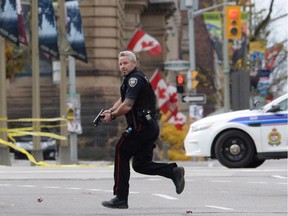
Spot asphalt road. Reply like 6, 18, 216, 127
0, 159, 287, 216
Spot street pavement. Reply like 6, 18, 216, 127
0, 158, 287, 216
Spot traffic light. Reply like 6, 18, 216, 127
191, 70, 199, 89
225, 5, 242, 40
176, 74, 185, 93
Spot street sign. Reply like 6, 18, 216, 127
182, 94, 206, 104
164, 60, 190, 71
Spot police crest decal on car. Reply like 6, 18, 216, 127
268, 128, 282, 146
129, 77, 138, 87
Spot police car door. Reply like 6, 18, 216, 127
261, 97, 288, 152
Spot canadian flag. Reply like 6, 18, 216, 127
127, 29, 162, 56
168, 112, 187, 130
150, 69, 169, 114
166, 85, 178, 117
150, 70, 187, 130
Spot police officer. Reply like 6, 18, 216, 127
101, 51, 185, 209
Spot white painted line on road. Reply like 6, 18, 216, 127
272, 175, 287, 180
43, 186, 61, 189
0, 184, 11, 187
147, 178, 161, 181
85, 188, 102, 191
247, 182, 268, 184
17, 185, 36, 188
65, 187, 82, 190
277, 183, 288, 185
206, 205, 234, 211
240, 169, 287, 172
211, 180, 231, 183
152, 194, 178, 200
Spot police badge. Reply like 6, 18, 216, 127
268, 128, 282, 146
129, 77, 138, 87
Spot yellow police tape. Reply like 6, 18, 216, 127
0, 138, 98, 167
0, 117, 95, 167
6, 117, 67, 122
0, 138, 51, 166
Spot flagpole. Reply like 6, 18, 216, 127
0, 37, 11, 165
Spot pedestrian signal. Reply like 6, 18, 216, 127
225, 5, 242, 39
176, 74, 185, 93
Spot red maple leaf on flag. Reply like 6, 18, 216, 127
169, 92, 177, 103
127, 29, 162, 56
141, 41, 154, 48
158, 87, 166, 99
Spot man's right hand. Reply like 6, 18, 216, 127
102, 110, 113, 123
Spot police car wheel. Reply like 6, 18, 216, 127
215, 130, 255, 168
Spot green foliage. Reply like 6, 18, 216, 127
160, 113, 192, 161
5, 41, 27, 79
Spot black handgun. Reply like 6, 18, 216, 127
93, 109, 104, 127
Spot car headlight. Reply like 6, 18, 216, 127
41, 139, 56, 149
191, 122, 214, 132
47, 139, 56, 147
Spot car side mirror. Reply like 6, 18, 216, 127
253, 101, 261, 109
267, 104, 280, 113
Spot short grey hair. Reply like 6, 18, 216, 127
118, 51, 137, 62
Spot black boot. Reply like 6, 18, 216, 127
102, 196, 128, 209
172, 166, 185, 194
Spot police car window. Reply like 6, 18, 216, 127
278, 98, 288, 111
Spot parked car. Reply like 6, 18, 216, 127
11, 135, 57, 160
184, 93, 288, 168
10, 126, 58, 161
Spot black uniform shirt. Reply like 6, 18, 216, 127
125, 74, 145, 100
121, 68, 148, 102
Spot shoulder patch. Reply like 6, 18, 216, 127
128, 77, 138, 87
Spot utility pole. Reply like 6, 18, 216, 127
31, 0, 43, 162
185, 0, 232, 111
0, 37, 11, 166
223, 0, 231, 112
68, 56, 78, 164
57, 0, 70, 164
186, 0, 197, 93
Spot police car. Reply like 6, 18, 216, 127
184, 93, 288, 168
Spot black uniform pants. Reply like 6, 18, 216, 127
113, 119, 177, 200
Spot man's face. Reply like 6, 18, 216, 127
118, 56, 136, 76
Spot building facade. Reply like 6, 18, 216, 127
7, 0, 177, 160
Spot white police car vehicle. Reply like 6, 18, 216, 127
184, 93, 288, 168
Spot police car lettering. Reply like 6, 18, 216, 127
129, 77, 138, 87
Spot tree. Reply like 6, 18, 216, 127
249, 0, 287, 98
